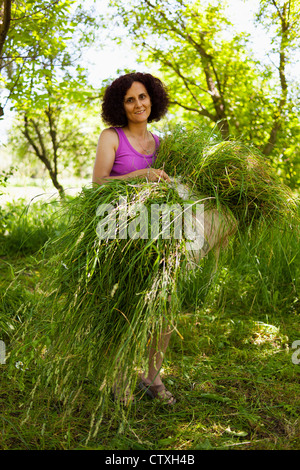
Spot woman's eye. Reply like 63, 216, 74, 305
125, 94, 147, 103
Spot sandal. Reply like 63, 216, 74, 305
138, 380, 176, 405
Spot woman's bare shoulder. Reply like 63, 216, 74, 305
100, 127, 118, 138
98, 127, 119, 147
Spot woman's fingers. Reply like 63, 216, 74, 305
148, 168, 170, 182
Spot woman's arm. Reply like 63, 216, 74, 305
92, 128, 118, 183
92, 128, 170, 184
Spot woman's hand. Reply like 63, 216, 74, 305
146, 168, 170, 182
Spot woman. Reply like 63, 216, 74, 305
93, 72, 175, 405
93, 72, 170, 185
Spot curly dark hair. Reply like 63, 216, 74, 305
101, 72, 169, 127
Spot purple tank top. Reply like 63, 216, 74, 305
109, 127, 160, 177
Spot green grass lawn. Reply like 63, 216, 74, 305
0, 255, 299, 450
0, 195, 299, 450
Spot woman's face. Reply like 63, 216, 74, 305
123, 81, 152, 124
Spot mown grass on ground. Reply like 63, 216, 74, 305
0, 196, 299, 450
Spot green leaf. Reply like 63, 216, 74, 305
200, 393, 231, 403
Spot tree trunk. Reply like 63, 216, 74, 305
23, 115, 65, 197
262, 1, 289, 156
0, 0, 11, 58
197, 50, 230, 139
0, 0, 11, 116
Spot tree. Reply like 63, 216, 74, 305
255, 0, 300, 155
255, 0, 300, 186
107, 0, 270, 138
9, 97, 100, 189
107, 0, 300, 186
110, 0, 240, 139
1, 0, 101, 193
0, 0, 99, 113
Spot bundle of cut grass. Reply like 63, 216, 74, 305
155, 125, 297, 226
10, 125, 298, 440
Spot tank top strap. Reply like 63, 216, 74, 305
111, 127, 125, 149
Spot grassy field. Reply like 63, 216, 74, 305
0, 185, 299, 451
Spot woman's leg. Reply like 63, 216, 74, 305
140, 325, 175, 404
142, 326, 172, 385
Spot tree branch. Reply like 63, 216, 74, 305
45, 105, 59, 177
10, 0, 60, 21
22, 114, 64, 196
271, 0, 284, 22
170, 99, 217, 121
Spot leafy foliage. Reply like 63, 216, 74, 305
0, 1, 101, 193
108, 0, 300, 188
1, 0, 97, 112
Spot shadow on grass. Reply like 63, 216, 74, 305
1, 305, 299, 450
